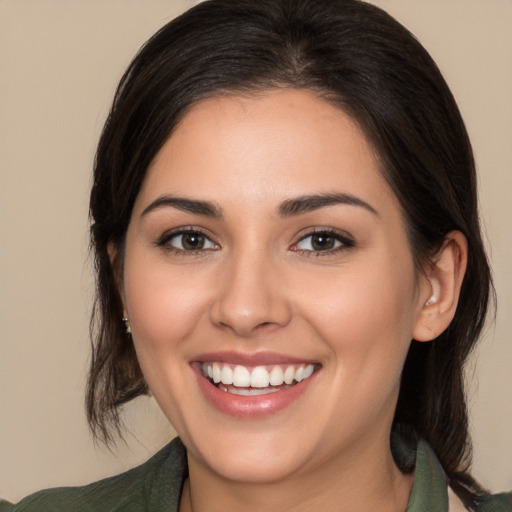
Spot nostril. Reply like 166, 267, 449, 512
209, 278, 293, 335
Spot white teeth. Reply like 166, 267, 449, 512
250, 366, 270, 388
221, 365, 233, 385
212, 362, 221, 383
219, 385, 284, 396
269, 366, 284, 386
233, 365, 251, 387
283, 366, 295, 385
202, 362, 317, 389
302, 364, 314, 380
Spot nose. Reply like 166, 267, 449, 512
209, 249, 292, 337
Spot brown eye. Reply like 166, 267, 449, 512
160, 230, 218, 252
293, 230, 354, 253
310, 234, 336, 251
181, 233, 206, 250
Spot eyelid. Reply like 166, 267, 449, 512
290, 227, 355, 254
155, 226, 220, 253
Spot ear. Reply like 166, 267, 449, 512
413, 230, 468, 342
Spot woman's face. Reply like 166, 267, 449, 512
122, 89, 430, 483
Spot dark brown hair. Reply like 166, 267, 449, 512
87, 0, 492, 501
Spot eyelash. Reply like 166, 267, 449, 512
155, 227, 219, 255
290, 228, 355, 256
154, 227, 355, 256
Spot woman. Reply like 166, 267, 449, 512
1, 0, 510, 510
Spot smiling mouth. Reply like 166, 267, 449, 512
201, 362, 319, 396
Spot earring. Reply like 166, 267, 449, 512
122, 317, 131, 335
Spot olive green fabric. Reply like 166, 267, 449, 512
1, 437, 511, 511
0, 439, 188, 512
407, 439, 449, 511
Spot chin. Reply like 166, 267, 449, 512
200, 442, 307, 484
180, 419, 319, 484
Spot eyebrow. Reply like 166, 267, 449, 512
140, 192, 378, 219
141, 196, 223, 218
278, 193, 378, 217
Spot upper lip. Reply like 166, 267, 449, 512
192, 351, 318, 367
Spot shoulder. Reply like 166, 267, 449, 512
471, 491, 512, 512
415, 440, 512, 512
0, 438, 187, 512
449, 487, 512, 512
393, 429, 512, 512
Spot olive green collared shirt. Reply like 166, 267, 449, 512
1, 437, 511, 511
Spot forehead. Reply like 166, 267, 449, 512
136, 89, 398, 216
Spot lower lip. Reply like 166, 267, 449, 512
193, 365, 318, 419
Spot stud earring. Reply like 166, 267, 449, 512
122, 317, 131, 334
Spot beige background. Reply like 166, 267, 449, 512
0, 0, 511, 502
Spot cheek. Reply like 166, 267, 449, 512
296, 257, 418, 372
297, 263, 418, 427
122, 256, 211, 355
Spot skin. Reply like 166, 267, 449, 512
118, 89, 467, 511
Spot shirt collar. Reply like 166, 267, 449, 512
406, 439, 449, 511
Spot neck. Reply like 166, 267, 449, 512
179, 431, 413, 512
